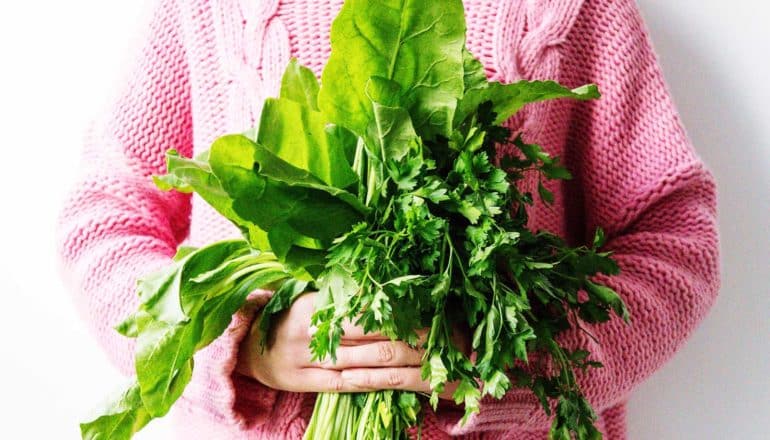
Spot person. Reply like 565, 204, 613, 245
57, 0, 721, 438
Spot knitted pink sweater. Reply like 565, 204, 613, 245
58, 0, 721, 438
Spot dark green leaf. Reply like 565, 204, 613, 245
585, 280, 630, 322
456, 80, 600, 127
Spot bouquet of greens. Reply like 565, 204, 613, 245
81, 1, 629, 439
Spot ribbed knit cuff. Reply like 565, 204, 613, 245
435, 387, 549, 435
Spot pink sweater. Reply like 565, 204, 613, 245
58, 0, 721, 438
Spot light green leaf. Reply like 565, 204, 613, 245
482, 369, 511, 399
135, 320, 199, 416
258, 98, 358, 189
366, 101, 419, 164
428, 353, 448, 391
80, 382, 151, 440
280, 58, 320, 110
462, 47, 488, 94
319, 0, 466, 139
453, 378, 481, 425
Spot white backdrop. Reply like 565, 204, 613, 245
0, 1, 766, 439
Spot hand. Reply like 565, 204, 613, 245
237, 291, 468, 399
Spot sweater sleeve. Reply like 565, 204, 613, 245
436, 0, 721, 434
56, 0, 278, 431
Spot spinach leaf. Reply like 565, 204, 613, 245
319, 0, 466, 139
280, 58, 320, 110
109, 242, 293, 419
258, 278, 311, 348
207, 135, 365, 254
80, 382, 151, 440
154, 150, 271, 250
258, 97, 358, 189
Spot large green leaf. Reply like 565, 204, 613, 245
318, 0, 466, 139
363, 77, 419, 164
258, 97, 358, 189
80, 383, 151, 440
196, 267, 291, 348
455, 80, 601, 127
154, 151, 271, 250
280, 58, 320, 110
127, 243, 292, 418
135, 320, 198, 417
208, 135, 365, 249
462, 47, 488, 95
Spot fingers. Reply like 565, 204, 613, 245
283, 367, 424, 394
340, 367, 430, 393
291, 368, 349, 393
338, 318, 389, 342
317, 341, 424, 370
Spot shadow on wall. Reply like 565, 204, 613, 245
627, 3, 770, 440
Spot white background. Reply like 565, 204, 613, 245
0, 1, 767, 439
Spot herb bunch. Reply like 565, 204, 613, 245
81, 1, 629, 439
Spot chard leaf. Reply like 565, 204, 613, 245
80, 382, 151, 440
207, 135, 365, 253
280, 58, 320, 110
366, 101, 419, 164
462, 47, 488, 94
154, 150, 271, 250
258, 97, 358, 189
135, 320, 199, 416
319, 0, 466, 139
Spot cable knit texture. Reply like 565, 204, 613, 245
57, 0, 721, 438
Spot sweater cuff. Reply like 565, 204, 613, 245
181, 289, 278, 431
434, 387, 549, 435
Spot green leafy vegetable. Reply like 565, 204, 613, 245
80, 383, 151, 440
319, 0, 466, 139
84, 0, 628, 439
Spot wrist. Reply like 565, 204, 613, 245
235, 309, 263, 379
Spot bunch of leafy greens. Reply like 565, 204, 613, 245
80, 1, 629, 439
